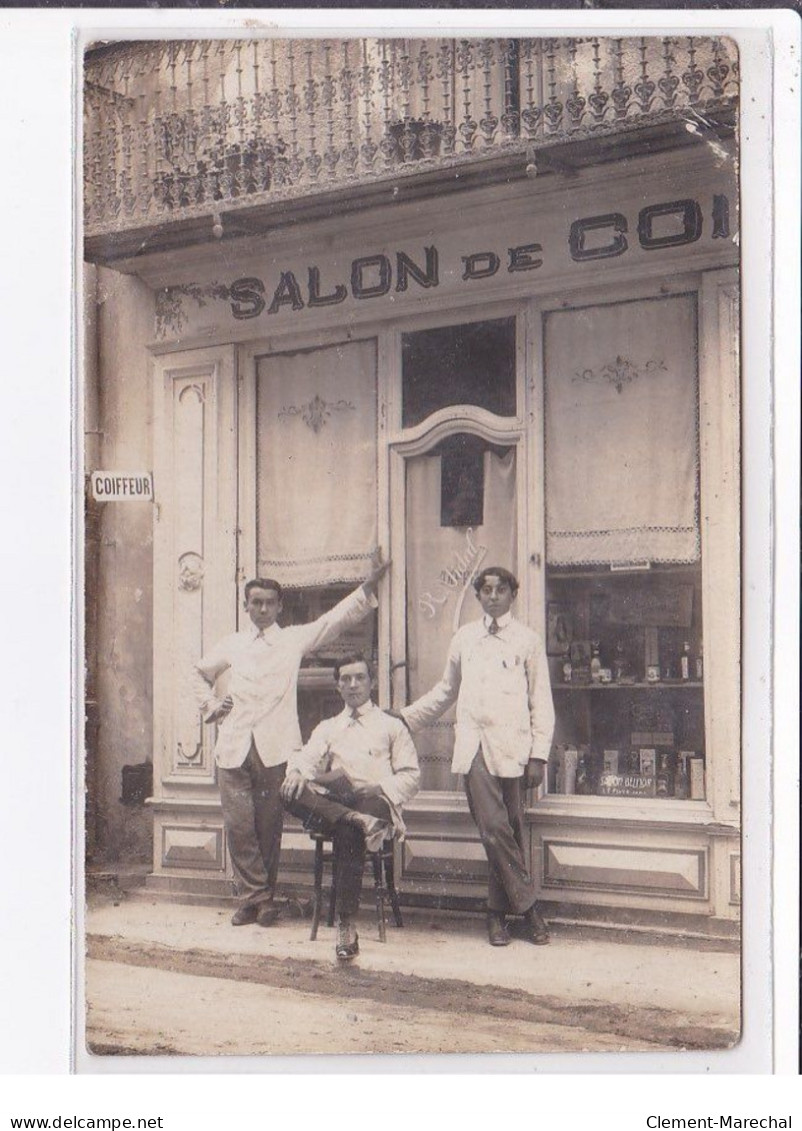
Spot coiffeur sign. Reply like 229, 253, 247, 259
91, 472, 154, 502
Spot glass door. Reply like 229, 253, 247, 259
389, 314, 524, 794
404, 436, 518, 790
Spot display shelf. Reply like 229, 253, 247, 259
546, 561, 706, 801
552, 681, 704, 692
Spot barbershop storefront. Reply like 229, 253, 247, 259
88, 136, 740, 933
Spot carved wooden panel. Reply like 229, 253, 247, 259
542, 838, 708, 899
172, 379, 210, 776
402, 835, 489, 885
153, 345, 237, 807
161, 824, 224, 870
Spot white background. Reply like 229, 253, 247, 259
0, 5, 798, 1118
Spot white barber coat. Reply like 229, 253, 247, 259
194, 587, 376, 769
402, 612, 555, 777
288, 700, 420, 810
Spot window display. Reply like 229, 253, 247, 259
281, 584, 377, 742
545, 565, 705, 800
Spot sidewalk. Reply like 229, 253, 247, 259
84, 891, 740, 1058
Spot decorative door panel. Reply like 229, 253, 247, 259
404, 440, 518, 791
153, 346, 238, 790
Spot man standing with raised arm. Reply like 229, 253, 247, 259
401, 566, 555, 947
194, 553, 388, 927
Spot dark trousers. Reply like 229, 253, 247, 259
218, 743, 285, 910
464, 750, 538, 916
285, 783, 392, 917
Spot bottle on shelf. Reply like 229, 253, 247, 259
680, 640, 691, 681
674, 753, 690, 799
644, 626, 660, 683
575, 750, 590, 795
695, 642, 704, 681
656, 751, 672, 798
613, 639, 626, 682
590, 641, 602, 684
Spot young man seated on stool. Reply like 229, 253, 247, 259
280, 653, 420, 961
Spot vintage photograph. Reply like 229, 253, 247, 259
82, 30, 742, 1059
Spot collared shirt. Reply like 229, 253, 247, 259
193, 586, 377, 769
402, 612, 555, 778
287, 700, 420, 811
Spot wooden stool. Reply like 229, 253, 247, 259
309, 831, 403, 943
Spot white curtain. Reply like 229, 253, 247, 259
544, 294, 699, 566
405, 445, 517, 789
256, 340, 377, 587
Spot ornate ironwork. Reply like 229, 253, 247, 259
84, 36, 739, 237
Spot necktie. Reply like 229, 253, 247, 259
488, 619, 500, 636
349, 708, 361, 725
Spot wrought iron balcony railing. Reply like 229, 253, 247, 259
84, 36, 738, 248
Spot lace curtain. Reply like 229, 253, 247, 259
256, 340, 377, 587
544, 294, 699, 566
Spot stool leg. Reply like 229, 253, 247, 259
371, 852, 387, 942
327, 853, 337, 928
311, 839, 323, 941
384, 845, 404, 928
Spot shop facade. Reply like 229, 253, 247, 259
84, 36, 740, 933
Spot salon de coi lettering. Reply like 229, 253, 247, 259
222, 194, 731, 321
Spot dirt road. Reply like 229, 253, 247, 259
86, 957, 666, 1057
84, 933, 735, 1058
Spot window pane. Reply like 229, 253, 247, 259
543, 293, 705, 801
401, 317, 516, 428
545, 565, 705, 801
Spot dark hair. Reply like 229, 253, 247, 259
333, 652, 374, 681
473, 566, 519, 596
244, 578, 283, 601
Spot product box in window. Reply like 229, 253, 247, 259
555, 746, 579, 794
639, 748, 658, 776
598, 751, 657, 797
603, 749, 620, 775
568, 641, 592, 684
682, 751, 706, 800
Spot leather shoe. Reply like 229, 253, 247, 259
230, 904, 259, 927
256, 903, 280, 927
335, 917, 360, 961
521, 904, 550, 945
487, 912, 511, 947
344, 812, 390, 854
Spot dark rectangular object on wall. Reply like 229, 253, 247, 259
120, 762, 153, 806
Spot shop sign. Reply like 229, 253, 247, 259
155, 187, 735, 339
90, 471, 154, 502
226, 196, 730, 320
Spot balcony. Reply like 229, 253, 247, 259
84, 36, 738, 262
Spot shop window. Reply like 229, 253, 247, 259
545, 566, 705, 800
401, 317, 517, 428
543, 293, 705, 801
280, 585, 378, 743
254, 339, 379, 742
